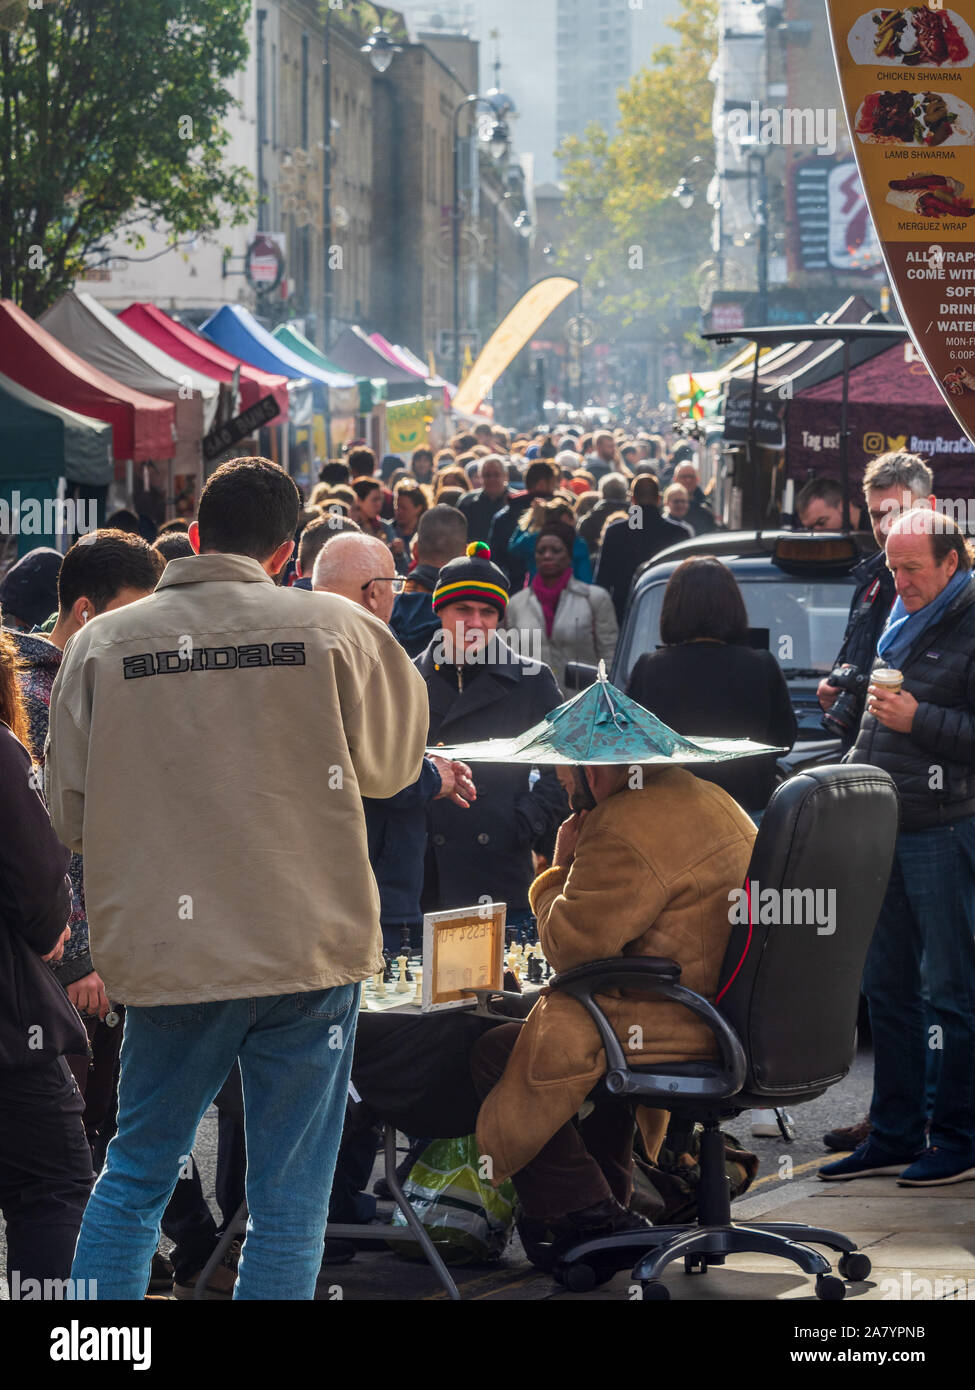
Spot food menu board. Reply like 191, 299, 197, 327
827, 3, 975, 437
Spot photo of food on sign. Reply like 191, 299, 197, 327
886, 173, 975, 218
848, 7, 975, 67
943, 364, 975, 397
855, 89, 975, 144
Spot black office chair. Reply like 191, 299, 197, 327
548, 764, 899, 1301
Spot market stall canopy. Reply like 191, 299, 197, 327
369, 333, 454, 396
39, 291, 219, 486
0, 299, 174, 463
788, 340, 974, 494
200, 304, 358, 397
328, 326, 432, 394
428, 663, 782, 767
272, 323, 384, 411
722, 297, 902, 401
119, 302, 289, 418
40, 292, 219, 430
667, 342, 765, 404
0, 370, 114, 484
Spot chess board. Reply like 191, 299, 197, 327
360, 955, 425, 1013
358, 942, 552, 1014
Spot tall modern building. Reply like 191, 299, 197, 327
398, 0, 679, 182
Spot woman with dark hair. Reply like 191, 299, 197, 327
0, 629, 94, 1292
626, 557, 797, 815
410, 448, 434, 486
391, 481, 430, 574
505, 521, 618, 687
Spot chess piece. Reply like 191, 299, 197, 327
382, 951, 393, 984
413, 967, 423, 1004
374, 971, 386, 998
395, 955, 410, 993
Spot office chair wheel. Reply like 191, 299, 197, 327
815, 1275, 846, 1301
640, 1281, 671, 1301
838, 1252, 871, 1282
684, 1254, 707, 1275
562, 1261, 598, 1293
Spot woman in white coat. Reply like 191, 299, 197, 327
505, 521, 618, 688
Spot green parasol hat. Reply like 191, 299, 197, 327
428, 663, 785, 767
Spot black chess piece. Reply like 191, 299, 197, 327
381, 952, 394, 984
543, 958, 552, 980
527, 955, 543, 985
400, 926, 412, 958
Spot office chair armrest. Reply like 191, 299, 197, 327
465, 988, 536, 1021
549, 957, 747, 1103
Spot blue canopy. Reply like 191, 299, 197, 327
200, 304, 358, 390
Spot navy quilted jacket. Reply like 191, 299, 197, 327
847, 580, 975, 829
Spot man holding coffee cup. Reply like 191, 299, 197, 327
818, 452, 935, 749
821, 509, 975, 1187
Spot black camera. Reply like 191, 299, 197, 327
822, 663, 870, 739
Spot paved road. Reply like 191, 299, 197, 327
0, 1044, 875, 1300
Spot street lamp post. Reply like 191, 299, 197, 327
452, 93, 510, 387
321, 16, 400, 352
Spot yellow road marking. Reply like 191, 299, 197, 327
747, 1156, 827, 1190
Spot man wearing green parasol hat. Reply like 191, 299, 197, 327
435, 667, 781, 1269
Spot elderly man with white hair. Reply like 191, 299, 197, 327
313, 531, 475, 953
821, 508, 975, 1188
672, 461, 718, 535
458, 454, 512, 545
578, 472, 631, 556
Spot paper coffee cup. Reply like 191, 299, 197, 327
872, 668, 904, 695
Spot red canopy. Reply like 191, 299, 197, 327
787, 342, 975, 495
0, 299, 174, 462
119, 302, 289, 418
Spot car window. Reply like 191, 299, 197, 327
616, 576, 857, 687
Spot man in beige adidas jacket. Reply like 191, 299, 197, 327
45, 458, 428, 1301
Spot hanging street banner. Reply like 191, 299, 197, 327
452, 276, 580, 417
826, 2, 975, 441
386, 395, 436, 456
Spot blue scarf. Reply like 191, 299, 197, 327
877, 569, 973, 669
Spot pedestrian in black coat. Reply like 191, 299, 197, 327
0, 648, 93, 1289
625, 556, 796, 814
415, 543, 569, 921
595, 476, 688, 624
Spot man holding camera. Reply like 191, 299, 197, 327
818, 453, 936, 748
820, 509, 975, 1187
817, 454, 936, 1154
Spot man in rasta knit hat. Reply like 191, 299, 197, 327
415, 543, 569, 935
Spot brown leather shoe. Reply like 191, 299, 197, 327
173, 1238, 241, 1301
823, 1117, 872, 1152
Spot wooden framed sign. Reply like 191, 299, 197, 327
421, 904, 506, 1012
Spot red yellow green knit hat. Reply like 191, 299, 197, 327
432, 541, 510, 617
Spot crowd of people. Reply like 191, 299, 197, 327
2, 422, 975, 1303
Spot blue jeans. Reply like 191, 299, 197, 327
863, 819, 975, 1155
71, 984, 359, 1300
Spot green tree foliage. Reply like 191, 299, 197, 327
556, 0, 718, 343
0, 0, 254, 314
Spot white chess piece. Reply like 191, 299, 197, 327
395, 955, 410, 993
414, 966, 423, 1004
374, 970, 386, 998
